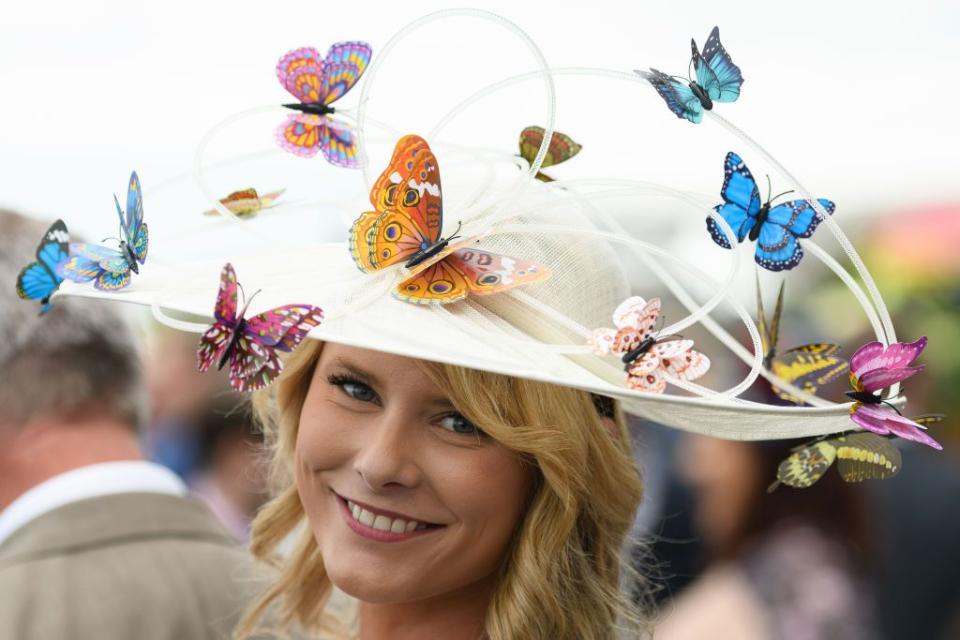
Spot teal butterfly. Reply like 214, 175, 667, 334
635, 26, 743, 124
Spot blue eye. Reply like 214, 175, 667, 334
438, 413, 480, 435
328, 374, 377, 403
342, 381, 375, 402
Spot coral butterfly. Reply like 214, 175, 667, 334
349, 134, 551, 305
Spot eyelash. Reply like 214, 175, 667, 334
326, 373, 484, 437
327, 374, 379, 404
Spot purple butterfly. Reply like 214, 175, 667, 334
196, 263, 324, 392
846, 337, 941, 450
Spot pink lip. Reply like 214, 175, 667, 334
335, 494, 444, 543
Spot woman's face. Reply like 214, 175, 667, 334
295, 344, 533, 604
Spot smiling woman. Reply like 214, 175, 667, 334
237, 340, 647, 639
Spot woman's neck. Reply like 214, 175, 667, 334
358, 572, 495, 640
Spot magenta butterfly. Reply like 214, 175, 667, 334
275, 42, 372, 167
196, 263, 324, 392
846, 337, 941, 450
589, 296, 710, 394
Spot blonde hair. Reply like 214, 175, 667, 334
237, 340, 648, 639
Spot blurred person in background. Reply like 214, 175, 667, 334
655, 435, 878, 640
0, 210, 261, 639
145, 327, 229, 479
191, 396, 267, 542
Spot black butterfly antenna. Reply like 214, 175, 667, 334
237, 282, 263, 305
445, 220, 464, 242
764, 174, 795, 205
880, 395, 905, 416
101, 235, 123, 245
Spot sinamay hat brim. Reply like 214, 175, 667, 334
56, 9, 910, 441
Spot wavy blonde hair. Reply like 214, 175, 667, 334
237, 340, 648, 639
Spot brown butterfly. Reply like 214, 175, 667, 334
518, 126, 582, 182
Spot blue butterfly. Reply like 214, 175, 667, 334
63, 171, 148, 291
706, 152, 835, 272
16, 218, 71, 314
635, 26, 743, 124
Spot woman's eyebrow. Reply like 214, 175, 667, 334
330, 358, 380, 387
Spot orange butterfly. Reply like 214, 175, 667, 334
349, 135, 551, 305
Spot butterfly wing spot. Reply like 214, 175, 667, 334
429, 280, 453, 294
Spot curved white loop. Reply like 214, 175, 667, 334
355, 8, 557, 190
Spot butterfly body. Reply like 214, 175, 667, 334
119, 238, 140, 275
708, 152, 834, 271
16, 218, 71, 314
62, 172, 148, 291
845, 389, 882, 405
590, 297, 710, 394
622, 336, 657, 368
215, 295, 258, 371
283, 102, 336, 116
275, 42, 371, 167
405, 237, 450, 269
686, 77, 713, 111
197, 263, 324, 392
349, 134, 551, 305
635, 27, 743, 124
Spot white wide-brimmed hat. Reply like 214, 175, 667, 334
55, 9, 921, 443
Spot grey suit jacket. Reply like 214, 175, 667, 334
0, 492, 262, 640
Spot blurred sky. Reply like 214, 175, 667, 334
1, 0, 958, 239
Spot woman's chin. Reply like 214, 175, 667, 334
325, 562, 426, 604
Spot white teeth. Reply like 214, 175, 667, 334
359, 509, 375, 527
346, 499, 425, 534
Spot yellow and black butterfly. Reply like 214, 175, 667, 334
757, 277, 848, 403
518, 126, 582, 182
768, 415, 943, 491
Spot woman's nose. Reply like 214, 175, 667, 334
352, 409, 422, 492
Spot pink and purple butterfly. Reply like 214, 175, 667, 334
846, 337, 941, 450
275, 41, 372, 167
196, 263, 324, 392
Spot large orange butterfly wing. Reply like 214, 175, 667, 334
395, 244, 552, 305
349, 135, 443, 271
